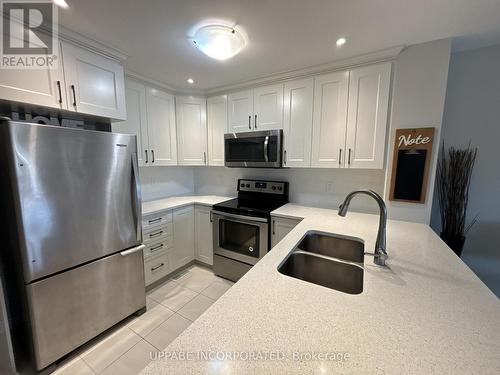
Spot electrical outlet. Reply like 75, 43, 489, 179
326, 182, 335, 193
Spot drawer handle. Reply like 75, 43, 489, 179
148, 217, 162, 224
149, 230, 163, 238
150, 244, 164, 252
151, 263, 165, 271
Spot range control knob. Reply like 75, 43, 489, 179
278, 186, 283, 191
246, 184, 250, 188
240, 183, 245, 188
272, 186, 276, 190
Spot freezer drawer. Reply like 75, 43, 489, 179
25, 249, 146, 371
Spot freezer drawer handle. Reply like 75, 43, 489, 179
149, 230, 163, 238
120, 244, 145, 257
150, 243, 164, 252
151, 263, 165, 271
148, 217, 162, 224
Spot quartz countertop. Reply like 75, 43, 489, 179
142, 203, 500, 374
142, 195, 233, 216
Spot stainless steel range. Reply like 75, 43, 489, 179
212, 179, 289, 281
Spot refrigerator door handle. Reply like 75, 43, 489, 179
120, 244, 145, 257
131, 152, 142, 242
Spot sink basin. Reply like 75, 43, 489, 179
297, 231, 364, 263
278, 253, 363, 294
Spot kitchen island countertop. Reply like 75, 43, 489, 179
142, 203, 500, 374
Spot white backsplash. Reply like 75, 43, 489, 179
140, 167, 195, 201
193, 167, 385, 213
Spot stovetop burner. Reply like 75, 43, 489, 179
212, 179, 289, 219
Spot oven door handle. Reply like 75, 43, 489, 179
263, 135, 269, 162
211, 210, 269, 223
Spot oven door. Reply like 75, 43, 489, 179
224, 130, 282, 168
212, 211, 269, 265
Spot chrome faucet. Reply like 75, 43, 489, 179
338, 189, 388, 266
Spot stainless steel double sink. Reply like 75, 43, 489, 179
278, 231, 364, 294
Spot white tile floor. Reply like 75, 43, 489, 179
52, 265, 233, 375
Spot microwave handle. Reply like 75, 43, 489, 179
263, 136, 269, 162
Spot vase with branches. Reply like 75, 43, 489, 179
436, 142, 478, 256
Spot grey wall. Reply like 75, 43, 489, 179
430, 44, 500, 297
383, 39, 452, 223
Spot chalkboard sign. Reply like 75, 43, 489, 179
389, 128, 435, 203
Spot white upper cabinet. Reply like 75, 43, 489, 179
207, 95, 228, 166
311, 71, 349, 168
345, 63, 391, 169
146, 88, 177, 166
111, 80, 148, 166
176, 96, 208, 166
0, 48, 66, 110
253, 84, 283, 131
61, 43, 126, 120
228, 90, 253, 133
283, 78, 314, 167
228, 84, 283, 133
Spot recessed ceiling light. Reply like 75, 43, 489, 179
336, 37, 347, 47
53, 0, 69, 8
187, 78, 194, 84
191, 23, 247, 61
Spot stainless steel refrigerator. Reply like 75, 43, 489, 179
0, 119, 146, 372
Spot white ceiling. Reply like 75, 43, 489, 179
59, 0, 500, 91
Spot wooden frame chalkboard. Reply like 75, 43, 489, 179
389, 127, 435, 203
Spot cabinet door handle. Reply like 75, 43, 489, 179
272, 220, 276, 235
348, 148, 352, 166
248, 116, 251, 130
254, 114, 257, 129
151, 263, 165, 271
149, 230, 163, 238
148, 217, 162, 224
203, 151, 207, 165
210, 211, 213, 223
151, 149, 155, 163
145, 150, 148, 163
150, 243, 164, 252
70, 85, 77, 107
339, 149, 342, 166
56, 81, 62, 104
284, 150, 287, 165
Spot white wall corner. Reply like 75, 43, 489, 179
383, 38, 452, 224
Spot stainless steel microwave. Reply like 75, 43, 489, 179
224, 130, 283, 168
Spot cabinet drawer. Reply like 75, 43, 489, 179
142, 210, 173, 230
144, 251, 170, 286
143, 237, 173, 259
143, 223, 173, 244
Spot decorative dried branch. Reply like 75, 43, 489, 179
436, 142, 478, 240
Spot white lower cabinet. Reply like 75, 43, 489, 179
172, 205, 195, 270
271, 216, 302, 248
144, 250, 171, 286
195, 205, 213, 265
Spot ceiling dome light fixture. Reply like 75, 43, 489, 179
336, 37, 347, 47
186, 78, 194, 84
191, 23, 247, 61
